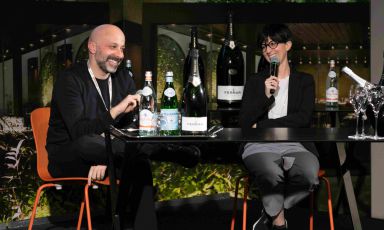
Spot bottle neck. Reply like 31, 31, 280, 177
188, 49, 201, 85
380, 54, 384, 85
225, 14, 234, 42
190, 27, 199, 49
379, 74, 384, 86
145, 80, 153, 87
165, 77, 174, 84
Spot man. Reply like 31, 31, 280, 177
47, 24, 157, 229
240, 24, 319, 230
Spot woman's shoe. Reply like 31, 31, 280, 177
252, 209, 271, 230
271, 220, 288, 230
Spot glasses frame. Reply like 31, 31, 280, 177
261, 41, 280, 52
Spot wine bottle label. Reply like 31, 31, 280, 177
139, 109, 156, 131
229, 41, 235, 49
326, 87, 339, 102
182, 117, 207, 132
164, 88, 176, 97
328, 70, 336, 78
142, 86, 153, 96
160, 109, 179, 131
217, 86, 244, 101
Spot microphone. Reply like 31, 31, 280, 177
269, 56, 280, 94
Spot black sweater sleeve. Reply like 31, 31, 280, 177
54, 69, 114, 140
239, 72, 275, 131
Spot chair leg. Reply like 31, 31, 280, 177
231, 175, 246, 230
309, 191, 314, 230
242, 176, 249, 230
76, 199, 86, 230
322, 177, 335, 230
28, 183, 57, 230
84, 184, 93, 230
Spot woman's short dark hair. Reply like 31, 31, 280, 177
259, 24, 292, 46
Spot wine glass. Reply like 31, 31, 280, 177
359, 88, 368, 139
348, 85, 364, 139
367, 86, 384, 140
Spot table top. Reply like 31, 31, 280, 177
208, 103, 353, 113
111, 127, 384, 143
314, 103, 353, 112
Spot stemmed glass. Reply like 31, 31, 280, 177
348, 85, 365, 139
359, 88, 368, 139
367, 86, 384, 140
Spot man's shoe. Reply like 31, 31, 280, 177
252, 210, 271, 230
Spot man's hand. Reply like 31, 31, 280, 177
265, 76, 279, 98
110, 94, 141, 119
87, 165, 107, 185
124, 94, 141, 113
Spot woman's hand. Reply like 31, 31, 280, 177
265, 76, 279, 98
87, 165, 107, 185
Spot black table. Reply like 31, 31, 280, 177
208, 103, 354, 128
109, 127, 377, 230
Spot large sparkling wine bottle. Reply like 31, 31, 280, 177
342, 66, 383, 135
183, 26, 205, 89
364, 51, 384, 136
325, 60, 339, 107
379, 51, 384, 86
342, 66, 375, 90
378, 52, 384, 135
182, 49, 208, 135
216, 12, 244, 107
139, 71, 157, 136
160, 71, 179, 136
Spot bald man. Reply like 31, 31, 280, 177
46, 24, 157, 229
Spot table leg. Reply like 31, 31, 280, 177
105, 130, 121, 230
336, 142, 362, 230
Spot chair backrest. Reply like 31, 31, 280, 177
30, 107, 52, 181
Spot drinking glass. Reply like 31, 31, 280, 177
359, 88, 368, 139
348, 85, 364, 139
367, 86, 384, 140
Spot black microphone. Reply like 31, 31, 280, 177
269, 56, 280, 94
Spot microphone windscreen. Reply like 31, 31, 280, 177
271, 56, 280, 64
269, 56, 280, 94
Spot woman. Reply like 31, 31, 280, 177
239, 24, 319, 230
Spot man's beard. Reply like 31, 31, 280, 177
97, 55, 122, 74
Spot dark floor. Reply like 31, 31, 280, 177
3, 194, 384, 230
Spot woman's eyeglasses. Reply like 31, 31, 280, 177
261, 41, 279, 51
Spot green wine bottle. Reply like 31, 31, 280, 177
160, 71, 180, 136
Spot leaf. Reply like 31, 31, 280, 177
5, 152, 17, 157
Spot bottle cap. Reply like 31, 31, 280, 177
126, 59, 132, 67
165, 71, 174, 82
165, 71, 173, 77
145, 71, 152, 81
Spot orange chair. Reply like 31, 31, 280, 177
28, 107, 113, 230
230, 169, 334, 230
